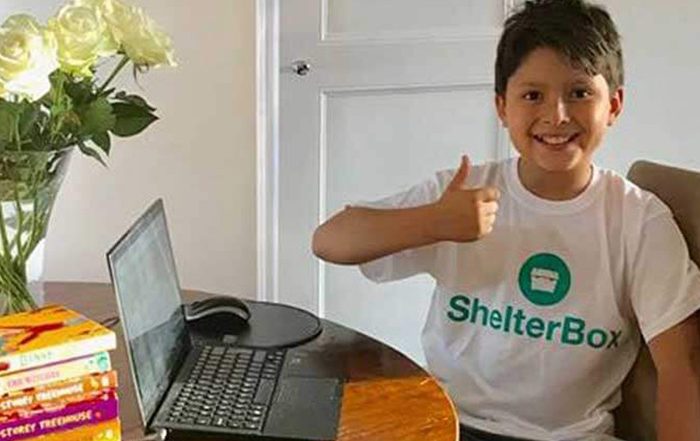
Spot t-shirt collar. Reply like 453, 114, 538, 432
504, 157, 602, 214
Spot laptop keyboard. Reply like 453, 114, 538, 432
167, 346, 285, 432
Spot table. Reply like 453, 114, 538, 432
44, 282, 458, 441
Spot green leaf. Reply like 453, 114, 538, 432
92, 131, 111, 155
59, 111, 82, 138
0, 106, 16, 143
114, 91, 156, 112
77, 140, 107, 167
110, 102, 158, 137
99, 87, 116, 98
18, 104, 40, 138
79, 98, 116, 137
63, 77, 95, 106
48, 70, 68, 90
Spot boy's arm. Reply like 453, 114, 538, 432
648, 312, 700, 441
312, 156, 500, 265
312, 204, 441, 265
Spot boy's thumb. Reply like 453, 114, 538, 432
448, 155, 470, 190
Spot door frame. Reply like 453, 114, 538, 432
256, 0, 280, 303
255, 0, 516, 304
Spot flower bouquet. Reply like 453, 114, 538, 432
0, 0, 175, 314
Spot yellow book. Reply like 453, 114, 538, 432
0, 353, 111, 395
0, 305, 116, 376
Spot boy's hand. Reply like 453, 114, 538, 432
429, 155, 500, 242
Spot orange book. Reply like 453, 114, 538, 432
0, 371, 118, 417
0, 305, 116, 376
21, 418, 120, 441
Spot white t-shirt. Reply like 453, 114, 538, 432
359, 158, 700, 441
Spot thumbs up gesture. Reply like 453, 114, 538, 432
430, 155, 500, 242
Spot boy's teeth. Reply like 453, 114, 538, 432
539, 135, 572, 144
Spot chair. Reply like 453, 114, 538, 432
614, 160, 700, 441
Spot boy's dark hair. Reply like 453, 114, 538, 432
495, 0, 623, 96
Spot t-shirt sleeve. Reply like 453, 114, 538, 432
357, 175, 444, 283
629, 211, 700, 343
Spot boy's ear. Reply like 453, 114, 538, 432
607, 87, 624, 126
495, 94, 507, 128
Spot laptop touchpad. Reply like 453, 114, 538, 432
265, 378, 343, 440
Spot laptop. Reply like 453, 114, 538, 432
107, 199, 343, 440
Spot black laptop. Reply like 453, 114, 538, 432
107, 199, 343, 440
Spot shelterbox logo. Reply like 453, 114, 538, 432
519, 253, 571, 307
445, 252, 623, 350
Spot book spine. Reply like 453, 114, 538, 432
21, 418, 121, 441
0, 371, 118, 416
0, 389, 116, 423
0, 353, 111, 395
0, 391, 118, 441
0, 333, 116, 376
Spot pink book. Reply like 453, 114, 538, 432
0, 390, 118, 441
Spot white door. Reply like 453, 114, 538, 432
273, 0, 515, 365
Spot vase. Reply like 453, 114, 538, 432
0, 148, 72, 315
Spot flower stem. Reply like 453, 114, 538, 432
23, 197, 45, 260
0, 205, 34, 314
12, 185, 25, 266
0, 258, 35, 312
48, 74, 66, 147
97, 55, 130, 95
14, 118, 21, 152
0, 202, 12, 266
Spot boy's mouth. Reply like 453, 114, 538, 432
533, 133, 579, 148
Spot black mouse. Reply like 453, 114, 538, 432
183, 296, 251, 335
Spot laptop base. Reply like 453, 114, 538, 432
159, 376, 342, 440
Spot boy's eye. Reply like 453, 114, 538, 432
571, 88, 592, 99
523, 91, 541, 101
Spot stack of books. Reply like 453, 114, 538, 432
0, 305, 119, 441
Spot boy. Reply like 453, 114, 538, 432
312, 1, 700, 440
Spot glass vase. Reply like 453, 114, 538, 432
0, 148, 72, 315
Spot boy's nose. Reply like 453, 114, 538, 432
541, 98, 571, 125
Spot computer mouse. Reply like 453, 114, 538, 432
183, 296, 251, 334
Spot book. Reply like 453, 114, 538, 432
0, 353, 111, 395
0, 305, 116, 376
22, 418, 121, 441
0, 371, 118, 420
0, 390, 118, 441
0, 387, 116, 423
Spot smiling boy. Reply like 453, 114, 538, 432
312, 1, 700, 440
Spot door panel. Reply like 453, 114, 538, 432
323, 86, 499, 362
324, 87, 499, 202
278, 0, 513, 364
325, 0, 503, 37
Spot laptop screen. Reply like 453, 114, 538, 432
107, 199, 189, 427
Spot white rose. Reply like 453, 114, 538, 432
47, 3, 118, 77
120, 8, 176, 68
0, 15, 59, 101
75, 0, 176, 68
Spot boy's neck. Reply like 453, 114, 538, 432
517, 158, 593, 201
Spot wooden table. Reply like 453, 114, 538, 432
44, 282, 458, 441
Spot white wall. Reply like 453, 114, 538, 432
592, 0, 700, 173
0, 0, 258, 298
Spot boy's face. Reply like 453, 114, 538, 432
495, 47, 623, 181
